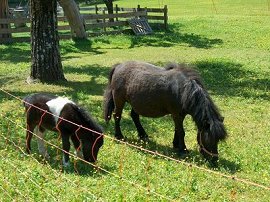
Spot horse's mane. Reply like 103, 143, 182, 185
165, 63, 204, 87
173, 63, 227, 141
70, 104, 103, 134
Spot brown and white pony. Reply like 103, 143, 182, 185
23, 93, 103, 166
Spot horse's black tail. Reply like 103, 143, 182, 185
103, 65, 118, 123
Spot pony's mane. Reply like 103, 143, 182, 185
70, 104, 103, 134
165, 63, 204, 87
178, 65, 227, 141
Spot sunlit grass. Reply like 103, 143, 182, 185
0, 0, 270, 201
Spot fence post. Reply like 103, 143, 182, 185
95, 5, 99, 23
102, 9, 106, 32
95, 5, 98, 14
164, 5, 168, 30
115, 4, 119, 21
0, 0, 12, 42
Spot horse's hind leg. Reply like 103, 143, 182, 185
113, 97, 125, 139
36, 127, 50, 159
131, 109, 148, 140
172, 114, 188, 155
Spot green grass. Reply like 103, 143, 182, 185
1, 0, 270, 201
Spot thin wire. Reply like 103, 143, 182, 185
0, 132, 103, 202
0, 152, 58, 201
1, 114, 175, 201
0, 185, 13, 199
0, 173, 30, 201
1, 88, 270, 192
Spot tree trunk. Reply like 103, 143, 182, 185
29, 0, 66, 83
104, 0, 114, 22
58, 0, 87, 39
0, 0, 12, 40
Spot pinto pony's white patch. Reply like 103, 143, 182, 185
46, 97, 74, 123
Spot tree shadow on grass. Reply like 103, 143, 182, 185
110, 129, 240, 174
0, 39, 106, 64
59, 64, 110, 98
104, 113, 240, 174
0, 43, 31, 64
61, 38, 105, 57
128, 23, 223, 49
195, 60, 269, 100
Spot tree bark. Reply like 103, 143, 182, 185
104, 0, 114, 22
0, 0, 12, 39
29, 0, 66, 83
58, 0, 87, 39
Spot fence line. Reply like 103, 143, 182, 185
1, 88, 270, 193
0, 151, 59, 201
0, 5, 168, 43
0, 132, 104, 202
0, 172, 31, 201
1, 113, 175, 201
0, 184, 13, 199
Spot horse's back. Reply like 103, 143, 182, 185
114, 61, 163, 75
23, 93, 57, 108
111, 61, 182, 117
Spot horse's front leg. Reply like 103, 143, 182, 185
71, 135, 83, 159
61, 133, 71, 167
36, 127, 50, 159
172, 114, 188, 155
130, 109, 148, 141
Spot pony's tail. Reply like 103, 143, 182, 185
103, 65, 118, 123
22, 94, 32, 108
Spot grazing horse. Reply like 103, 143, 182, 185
23, 93, 104, 166
104, 61, 227, 161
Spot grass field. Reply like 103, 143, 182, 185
0, 0, 270, 201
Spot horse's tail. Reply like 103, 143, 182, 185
103, 65, 118, 123
22, 94, 33, 109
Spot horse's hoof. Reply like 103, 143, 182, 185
139, 136, 149, 142
44, 153, 50, 160
179, 149, 189, 158
115, 135, 125, 141
173, 144, 179, 149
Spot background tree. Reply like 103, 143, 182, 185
59, 0, 87, 39
29, 0, 66, 83
103, 0, 114, 22
0, 0, 12, 40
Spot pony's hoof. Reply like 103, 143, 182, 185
115, 135, 125, 141
139, 136, 149, 142
179, 149, 189, 158
44, 153, 50, 160
63, 160, 70, 168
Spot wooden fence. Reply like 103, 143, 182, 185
0, 5, 168, 43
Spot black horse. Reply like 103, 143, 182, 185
104, 61, 227, 161
23, 93, 103, 166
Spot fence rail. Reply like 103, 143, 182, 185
0, 5, 168, 44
